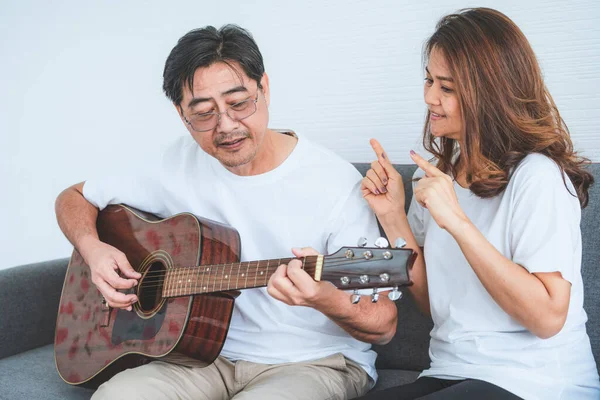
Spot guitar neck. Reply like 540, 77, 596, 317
162, 256, 322, 298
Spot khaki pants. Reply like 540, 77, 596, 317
92, 353, 371, 400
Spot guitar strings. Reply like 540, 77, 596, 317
137, 256, 386, 282
136, 257, 398, 302
134, 257, 397, 293
137, 255, 386, 278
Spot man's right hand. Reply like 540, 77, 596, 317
80, 237, 141, 311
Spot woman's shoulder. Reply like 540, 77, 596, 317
509, 153, 578, 204
511, 153, 565, 184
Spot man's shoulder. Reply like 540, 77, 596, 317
297, 136, 361, 183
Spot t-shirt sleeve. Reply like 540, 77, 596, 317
82, 148, 169, 217
324, 176, 384, 295
325, 180, 381, 255
406, 168, 426, 247
509, 158, 581, 283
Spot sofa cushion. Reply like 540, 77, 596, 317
0, 258, 69, 359
371, 369, 420, 391
581, 164, 600, 370
0, 344, 93, 400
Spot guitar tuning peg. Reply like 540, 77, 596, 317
374, 237, 389, 248
357, 237, 368, 247
394, 237, 407, 248
351, 289, 361, 304
371, 288, 379, 303
388, 286, 403, 301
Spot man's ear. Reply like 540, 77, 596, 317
175, 104, 185, 121
260, 73, 270, 107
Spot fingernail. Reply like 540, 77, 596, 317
410, 150, 416, 156
381, 187, 387, 193
375, 189, 380, 195
383, 178, 388, 185
382, 152, 387, 160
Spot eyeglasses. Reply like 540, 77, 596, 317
182, 94, 259, 132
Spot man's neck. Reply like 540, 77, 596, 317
225, 129, 298, 176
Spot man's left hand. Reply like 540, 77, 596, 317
267, 247, 335, 307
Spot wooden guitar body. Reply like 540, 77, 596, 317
54, 205, 241, 387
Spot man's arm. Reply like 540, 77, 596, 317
55, 182, 140, 310
268, 247, 397, 345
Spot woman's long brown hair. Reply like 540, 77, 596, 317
423, 8, 593, 207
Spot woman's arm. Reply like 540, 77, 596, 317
360, 139, 430, 315
449, 219, 570, 338
378, 213, 430, 315
410, 152, 571, 339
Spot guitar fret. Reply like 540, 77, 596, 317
179, 269, 182, 296
264, 260, 269, 286
236, 263, 241, 291
244, 262, 249, 288
185, 267, 190, 297
227, 263, 233, 290
178, 268, 183, 297
199, 265, 205, 294
254, 261, 259, 288
181, 268, 186, 297
212, 264, 218, 293
219, 264, 224, 292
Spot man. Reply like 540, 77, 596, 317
55, 25, 397, 400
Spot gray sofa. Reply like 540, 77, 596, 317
1, 163, 598, 400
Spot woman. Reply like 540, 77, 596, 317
359, 8, 600, 400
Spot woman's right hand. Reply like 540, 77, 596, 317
361, 139, 406, 219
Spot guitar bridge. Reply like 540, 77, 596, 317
100, 297, 112, 327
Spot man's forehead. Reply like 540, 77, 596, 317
187, 62, 250, 96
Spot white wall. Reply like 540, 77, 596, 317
1, 0, 599, 269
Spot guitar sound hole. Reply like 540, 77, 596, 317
138, 261, 166, 314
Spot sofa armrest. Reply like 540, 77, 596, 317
0, 258, 70, 359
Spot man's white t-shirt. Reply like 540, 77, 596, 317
408, 153, 600, 399
83, 133, 382, 381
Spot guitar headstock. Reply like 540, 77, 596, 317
321, 244, 416, 290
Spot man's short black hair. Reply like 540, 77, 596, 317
163, 24, 265, 106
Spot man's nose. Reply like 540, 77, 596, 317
216, 111, 239, 134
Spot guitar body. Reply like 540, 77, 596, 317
54, 205, 241, 387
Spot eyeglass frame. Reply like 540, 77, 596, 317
180, 93, 260, 132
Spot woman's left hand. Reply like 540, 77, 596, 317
410, 151, 469, 232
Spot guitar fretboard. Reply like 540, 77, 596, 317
161, 256, 320, 298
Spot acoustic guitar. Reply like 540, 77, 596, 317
54, 204, 416, 387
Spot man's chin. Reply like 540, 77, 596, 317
216, 150, 256, 169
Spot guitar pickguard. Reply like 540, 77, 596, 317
111, 304, 167, 345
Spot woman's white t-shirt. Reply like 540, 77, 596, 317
407, 153, 600, 399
